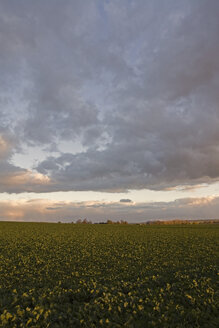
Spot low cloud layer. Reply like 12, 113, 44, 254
0, 196, 218, 222
0, 1, 219, 193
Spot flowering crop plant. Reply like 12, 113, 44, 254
0, 222, 218, 327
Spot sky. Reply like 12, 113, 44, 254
0, 0, 219, 222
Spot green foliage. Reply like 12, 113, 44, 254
0, 222, 218, 327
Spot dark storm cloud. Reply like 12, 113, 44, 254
0, 0, 219, 193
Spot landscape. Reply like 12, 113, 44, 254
0, 1, 219, 327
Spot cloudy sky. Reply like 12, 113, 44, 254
0, 0, 219, 222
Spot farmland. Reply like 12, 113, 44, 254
0, 222, 218, 327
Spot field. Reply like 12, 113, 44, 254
0, 222, 218, 327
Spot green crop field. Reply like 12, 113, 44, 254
0, 222, 218, 327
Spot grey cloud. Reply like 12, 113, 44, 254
120, 199, 132, 203
35, 140, 219, 192
0, 0, 102, 145
0, 1, 219, 193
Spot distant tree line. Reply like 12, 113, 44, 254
145, 219, 219, 225
106, 220, 128, 224
62, 218, 218, 225
76, 219, 92, 224
70, 219, 129, 224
